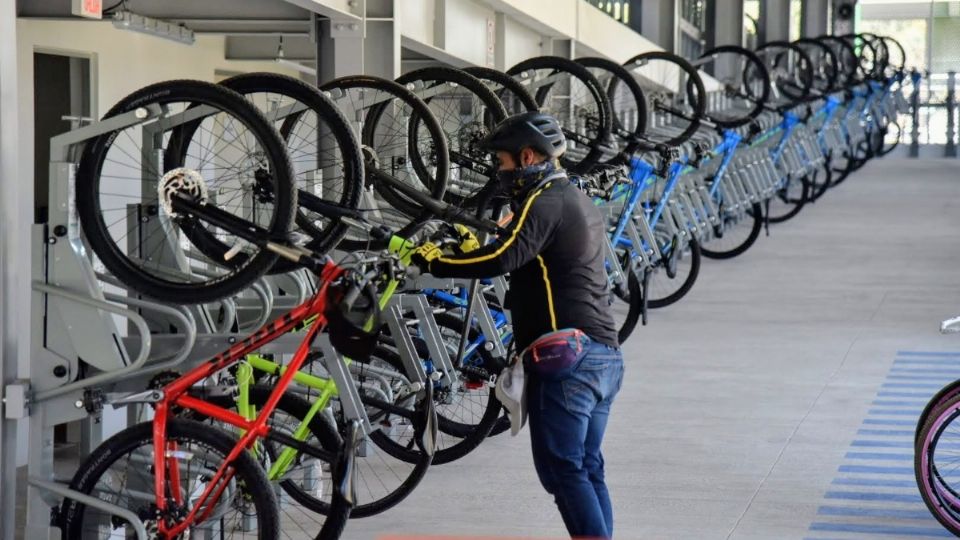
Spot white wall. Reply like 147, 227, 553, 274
443, 0, 497, 67
13, 18, 297, 464
397, 0, 436, 47
502, 17, 544, 70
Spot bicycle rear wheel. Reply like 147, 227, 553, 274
696, 45, 770, 128
76, 80, 297, 304
508, 56, 613, 174
755, 41, 815, 107
916, 393, 960, 536
576, 56, 648, 160
319, 75, 449, 251
648, 236, 701, 309
60, 419, 278, 539
622, 51, 706, 146
463, 66, 540, 115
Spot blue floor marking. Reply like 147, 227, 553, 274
863, 419, 920, 426
858, 429, 914, 437
810, 522, 953, 537
810, 351, 960, 539
838, 464, 913, 475
818, 506, 934, 519
832, 478, 919, 488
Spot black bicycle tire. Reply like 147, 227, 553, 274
575, 56, 648, 158
793, 38, 840, 94
398, 66, 508, 210
767, 174, 811, 223
756, 41, 815, 106
221, 73, 364, 260
622, 50, 707, 145
319, 75, 450, 252
507, 55, 613, 174
816, 35, 860, 89
60, 419, 279, 539
615, 268, 644, 344
463, 66, 540, 114
699, 45, 771, 127
648, 237, 701, 309
76, 80, 297, 304
701, 202, 763, 259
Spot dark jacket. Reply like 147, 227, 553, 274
426, 175, 618, 351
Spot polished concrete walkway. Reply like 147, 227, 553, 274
347, 158, 960, 539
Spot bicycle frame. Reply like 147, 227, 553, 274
148, 260, 345, 537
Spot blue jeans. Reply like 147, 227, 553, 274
527, 340, 624, 539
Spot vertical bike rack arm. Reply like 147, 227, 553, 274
32, 283, 152, 402
28, 478, 148, 540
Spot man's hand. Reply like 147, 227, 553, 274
454, 224, 480, 254
409, 241, 443, 273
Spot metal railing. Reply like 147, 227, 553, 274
908, 71, 959, 157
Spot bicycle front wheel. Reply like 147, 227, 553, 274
60, 419, 278, 539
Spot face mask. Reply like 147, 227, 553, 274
495, 160, 555, 197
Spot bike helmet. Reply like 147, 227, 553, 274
324, 273, 380, 359
480, 112, 566, 159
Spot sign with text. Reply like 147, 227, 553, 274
72, 0, 103, 20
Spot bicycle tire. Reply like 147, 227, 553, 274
398, 67, 507, 210
575, 56, 648, 159
622, 50, 707, 145
211, 384, 431, 519
756, 41, 815, 106
319, 75, 449, 251
60, 419, 279, 539
915, 392, 960, 536
507, 55, 613, 174
916, 380, 960, 449
76, 80, 297, 304
767, 174, 811, 223
701, 202, 763, 259
648, 236, 701, 309
462, 66, 540, 114
794, 38, 840, 94
613, 268, 644, 344
698, 45, 771, 128
220, 73, 364, 262
816, 35, 860, 89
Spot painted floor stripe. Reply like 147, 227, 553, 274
863, 419, 919, 426
891, 368, 960, 375
895, 359, 960, 366
867, 409, 924, 416
878, 392, 937, 398
825, 491, 922, 503
883, 383, 948, 389
897, 351, 960, 357
832, 477, 919, 488
809, 522, 952, 537
874, 400, 933, 407
818, 505, 933, 520
852, 440, 917, 448
838, 464, 913, 475
845, 452, 914, 461
858, 429, 914, 437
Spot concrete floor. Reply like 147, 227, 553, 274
344, 158, 960, 540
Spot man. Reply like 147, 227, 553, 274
410, 112, 625, 539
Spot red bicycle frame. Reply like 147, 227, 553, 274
149, 259, 345, 537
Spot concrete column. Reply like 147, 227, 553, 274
0, 0, 22, 537
316, 0, 400, 83
801, 0, 829, 37
760, 0, 790, 43
641, 0, 676, 52
706, 0, 744, 49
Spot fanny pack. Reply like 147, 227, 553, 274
522, 328, 590, 380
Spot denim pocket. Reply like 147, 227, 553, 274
562, 376, 599, 416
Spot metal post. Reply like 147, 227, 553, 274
801, 0, 829, 37
910, 72, 921, 157
947, 71, 957, 157
705, 0, 744, 51
0, 0, 23, 536
760, 0, 791, 44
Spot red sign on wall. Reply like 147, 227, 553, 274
72, 0, 103, 20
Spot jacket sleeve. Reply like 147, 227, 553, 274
426, 186, 559, 279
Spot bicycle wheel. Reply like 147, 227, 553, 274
507, 56, 613, 174
76, 80, 297, 304
696, 45, 770, 128
701, 202, 763, 259
319, 75, 449, 251
767, 174, 810, 223
622, 50, 706, 146
211, 382, 432, 519
576, 56, 648, 160
218, 73, 364, 260
398, 67, 507, 209
647, 236, 701, 309
462, 66, 540, 115
916, 393, 960, 536
794, 38, 840, 94
916, 380, 960, 449
817, 35, 860, 89
755, 41, 815, 107
611, 266, 644, 344
60, 419, 278, 539
199, 385, 352, 535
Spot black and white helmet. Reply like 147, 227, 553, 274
480, 112, 566, 159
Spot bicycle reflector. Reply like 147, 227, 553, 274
324, 276, 380, 359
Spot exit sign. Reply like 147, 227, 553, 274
72, 0, 103, 20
